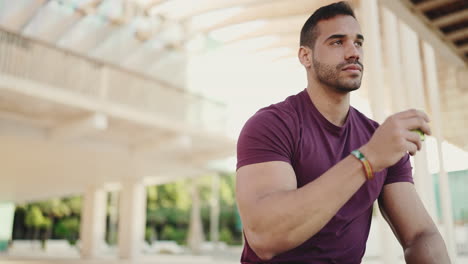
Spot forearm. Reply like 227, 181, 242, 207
246, 154, 368, 258
404, 231, 451, 264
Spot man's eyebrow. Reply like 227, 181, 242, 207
324, 34, 365, 42
325, 34, 346, 42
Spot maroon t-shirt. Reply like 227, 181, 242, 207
236, 89, 413, 264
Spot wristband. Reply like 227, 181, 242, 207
351, 149, 374, 180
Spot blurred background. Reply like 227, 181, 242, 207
0, 0, 467, 263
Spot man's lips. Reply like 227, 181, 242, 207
342, 65, 362, 71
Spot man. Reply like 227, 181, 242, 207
235, 1, 450, 264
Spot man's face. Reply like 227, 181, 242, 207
311, 15, 364, 93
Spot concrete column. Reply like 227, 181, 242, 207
210, 174, 220, 248
381, 7, 406, 113
399, 21, 437, 220
360, 0, 386, 123
118, 178, 147, 259
99, 66, 108, 101
187, 178, 204, 254
380, 6, 411, 263
359, 1, 398, 263
80, 185, 107, 259
422, 41, 457, 261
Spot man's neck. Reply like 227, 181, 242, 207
306, 83, 350, 127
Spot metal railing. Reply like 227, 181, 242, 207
0, 27, 226, 134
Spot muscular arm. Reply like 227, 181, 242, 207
379, 182, 450, 264
236, 153, 369, 260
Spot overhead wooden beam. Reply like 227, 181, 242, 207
51, 0, 105, 43
432, 9, 468, 28
20, 0, 97, 41
143, 0, 169, 12
49, 113, 108, 140
379, 0, 466, 66
226, 15, 306, 43
0, 0, 48, 31
460, 43, 468, 53
75, 0, 104, 16
134, 17, 169, 42
415, 0, 458, 12
197, 0, 345, 33
446, 28, 468, 41
178, 0, 279, 19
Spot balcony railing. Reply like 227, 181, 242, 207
0, 27, 226, 134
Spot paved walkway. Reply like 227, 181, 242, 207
1, 247, 467, 264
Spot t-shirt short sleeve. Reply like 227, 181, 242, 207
236, 108, 298, 170
384, 153, 414, 185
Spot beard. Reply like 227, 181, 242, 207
312, 56, 363, 93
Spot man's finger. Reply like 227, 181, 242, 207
401, 117, 432, 136
405, 141, 418, 156
397, 109, 430, 123
404, 131, 422, 151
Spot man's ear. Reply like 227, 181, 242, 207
298, 46, 313, 68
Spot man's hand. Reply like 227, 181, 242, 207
360, 109, 432, 172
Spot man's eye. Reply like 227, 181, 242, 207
355, 41, 363, 47
332, 40, 342, 45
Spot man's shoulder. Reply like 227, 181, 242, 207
241, 92, 303, 137
252, 91, 303, 122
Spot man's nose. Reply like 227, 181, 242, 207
345, 43, 360, 61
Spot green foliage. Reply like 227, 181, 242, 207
63, 196, 82, 215
24, 206, 54, 249
39, 217, 52, 230
36, 199, 71, 218
15, 172, 243, 247
147, 182, 191, 210
160, 225, 187, 244
174, 181, 191, 210
145, 180, 193, 245
147, 186, 158, 203
106, 227, 118, 246
54, 217, 80, 245
219, 227, 233, 244
25, 206, 45, 229
145, 227, 156, 245
220, 174, 236, 206
192, 174, 243, 245
198, 175, 214, 202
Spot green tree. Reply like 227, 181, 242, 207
145, 227, 156, 245
39, 217, 52, 250
35, 199, 74, 246
146, 181, 192, 244
24, 206, 45, 241
54, 217, 80, 246
63, 196, 82, 215
36, 199, 71, 218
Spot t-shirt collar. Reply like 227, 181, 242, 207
301, 88, 352, 136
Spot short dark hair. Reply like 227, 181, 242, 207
300, 1, 356, 48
